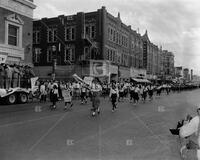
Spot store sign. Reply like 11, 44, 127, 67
130, 67, 146, 78
0, 54, 7, 64
109, 64, 118, 74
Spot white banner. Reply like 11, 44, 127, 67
90, 60, 108, 77
130, 67, 147, 78
0, 54, 7, 64
83, 76, 94, 86
31, 77, 38, 89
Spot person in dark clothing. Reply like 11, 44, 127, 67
109, 83, 119, 112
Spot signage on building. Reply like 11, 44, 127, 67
130, 67, 147, 78
109, 64, 118, 74
89, 60, 119, 77
0, 54, 7, 64
89, 60, 108, 77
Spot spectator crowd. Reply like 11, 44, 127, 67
0, 63, 35, 89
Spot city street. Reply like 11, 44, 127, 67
1, 89, 200, 160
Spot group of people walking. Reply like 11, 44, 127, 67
35, 78, 177, 116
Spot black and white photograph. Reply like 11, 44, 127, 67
0, 0, 200, 159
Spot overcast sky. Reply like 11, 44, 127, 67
34, 0, 200, 75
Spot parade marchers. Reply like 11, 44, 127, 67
21, 76, 200, 116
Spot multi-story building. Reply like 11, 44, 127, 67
0, 0, 36, 65
33, 6, 145, 80
175, 66, 183, 78
142, 30, 163, 78
183, 68, 190, 82
162, 50, 175, 79
33, 6, 175, 81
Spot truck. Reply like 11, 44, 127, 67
0, 77, 39, 104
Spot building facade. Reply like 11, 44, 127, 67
0, 0, 36, 65
33, 6, 175, 81
33, 6, 145, 79
142, 30, 164, 78
162, 50, 175, 79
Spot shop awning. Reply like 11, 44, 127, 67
131, 78, 151, 83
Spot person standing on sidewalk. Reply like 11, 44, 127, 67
109, 82, 119, 112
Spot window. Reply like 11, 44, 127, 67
65, 27, 70, 41
33, 30, 40, 44
113, 30, 116, 42
8, 24, 18, 46
84, 47, 90, 59
91, 25, 96, 38
116, 32, 119, 44
5, 14, 23, 47
47, 47, 52, 63
71, 27, 75, 40
64, 46, 75, 62
106, 49, 109, 60
85, 25, 90, 36
85, 24, 96, 39
65, 26, 76, 41
47, 28, 57, 42
53, 29, 57, 42
34, 48, 41, 63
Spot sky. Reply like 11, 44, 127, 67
33, 0, 200, 75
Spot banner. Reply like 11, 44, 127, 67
130, 67, 146, 78
31, 77, 39, 89
0, 55, 7, 64
73, 74, 91, 89
83, 76, 94, 86
90, 60, 108, 77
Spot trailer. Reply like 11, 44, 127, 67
0, 77, 39, 104
0, 87, 31, 104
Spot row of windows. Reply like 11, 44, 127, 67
108, 27, 128, 48
33, 46, 75, 63
105, 48, 130, 66
131, 39, 143, 50
106, 48, 118, 63
81, 47, 97, 60
33, 24, 96, 44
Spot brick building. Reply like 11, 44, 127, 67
33, 6, 175, 81
33, 6, 144, 80
0, 0, 36, 65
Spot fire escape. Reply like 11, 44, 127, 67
81, 32, 99, 61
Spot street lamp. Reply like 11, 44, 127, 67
52, 45, 57, 80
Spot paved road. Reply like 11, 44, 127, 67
1, 89, 200, 160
